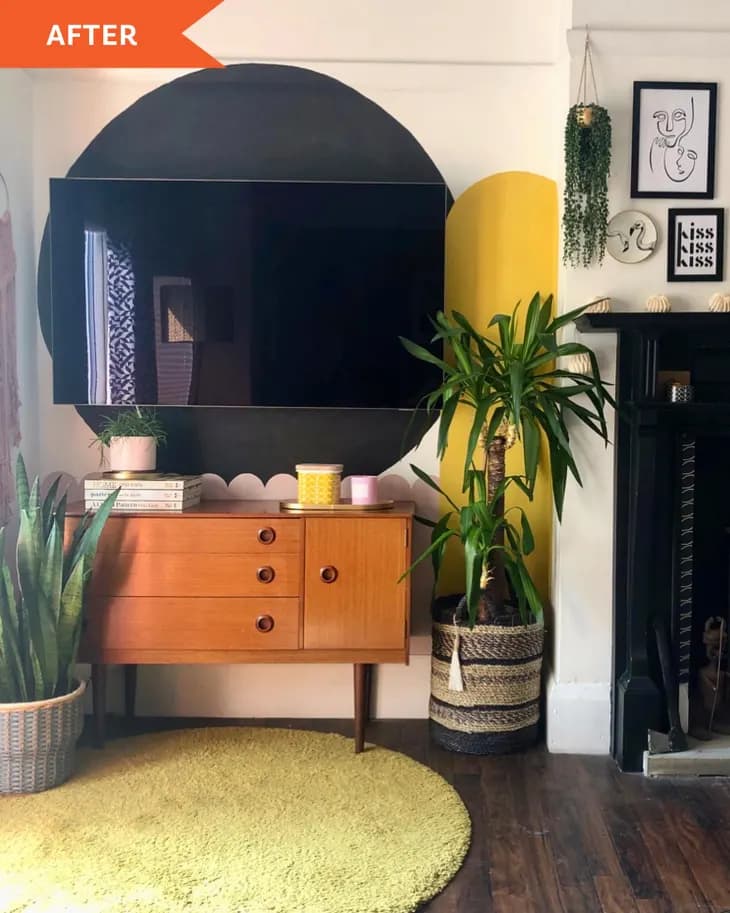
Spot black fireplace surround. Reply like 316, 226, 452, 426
577, 312, 730, 771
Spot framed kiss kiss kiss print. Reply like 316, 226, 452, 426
631, 81, 717, 198
667, 208, 724, 282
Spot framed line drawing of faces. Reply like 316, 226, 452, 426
631, 81, 717, 198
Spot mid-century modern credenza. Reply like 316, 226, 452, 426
65, 500, 414, 752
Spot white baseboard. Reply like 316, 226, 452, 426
545, 673, 611, 755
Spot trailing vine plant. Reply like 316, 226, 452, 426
563, 32, 612, 268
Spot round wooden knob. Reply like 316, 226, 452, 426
255, 615, 275, 633
256, 566, 275, 584
320, 565, 338, 584
257, 527, 276, 545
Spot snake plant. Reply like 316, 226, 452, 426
400, 293, 615, 626
0, 455, 118, 703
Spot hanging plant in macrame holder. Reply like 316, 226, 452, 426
563, 33, 612, 268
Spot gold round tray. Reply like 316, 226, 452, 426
280, 499, 394, 512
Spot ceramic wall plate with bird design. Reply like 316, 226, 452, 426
606, 210, 657, 263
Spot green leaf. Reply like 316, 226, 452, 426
409, 464, 458, 511
451, 337, 473, 376
0, 554, 27, 702
15, 453, 30, 512
41, 475, 63, 539
509, 361, 525, 428
64, 489, 119, 584
463, 526, 483, 627
398, 528, 455, 582
521, 413, 540, 494
451, 311, 494, 362
437, 392, 460, 460
463, 397, 493, 490
54, 493, 68, 540
399, 336, 450, 373
537, 295, 553, 334
17, 510, 49, 699
28, 477, 41, 515
521, 512, 535, 555
546, 301, 596, 334
522, 292, 543, 357
57, 556, 87, 694
42, 521, 64, 625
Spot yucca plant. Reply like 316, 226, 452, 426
0, 455, 118, 703
401, 293, 615, 626
404, 471, 542, 627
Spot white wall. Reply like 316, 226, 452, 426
27, 0, 563, 719
0, 71, 38, 480
547, 17, 730, 753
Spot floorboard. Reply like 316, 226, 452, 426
82, 716, 730, 913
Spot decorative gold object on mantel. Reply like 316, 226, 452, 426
585, 296, 611, 313
645, 294, 671, 313
708, 292, 730, 312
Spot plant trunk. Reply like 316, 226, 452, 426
476, 433, 510, 624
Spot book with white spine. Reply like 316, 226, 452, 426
84, 495, 201, 512
84, 484, 202, 502
84, 473, 202, 491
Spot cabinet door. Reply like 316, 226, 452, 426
304, 518, 409, 650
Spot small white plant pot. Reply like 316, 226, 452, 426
108, 436, 157, 473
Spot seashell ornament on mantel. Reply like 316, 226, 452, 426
585, 296, 611, 314
708, 292, 730, 313
645, 294, 671, 313
567, 351, 592, 375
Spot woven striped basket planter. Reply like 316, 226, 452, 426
430, 620, 544, 754
0, 680, 86, 794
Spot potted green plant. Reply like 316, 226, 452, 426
0, 455, 118, 792
564, 32, 612, 267
92, 406, 167, 473
563, 101, 611, 267
401, 293, 614, 753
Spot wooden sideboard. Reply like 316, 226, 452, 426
65, 500, 414, 751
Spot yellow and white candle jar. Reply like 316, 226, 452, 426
296, 464, 343, 505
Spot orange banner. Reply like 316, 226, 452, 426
0, 1, 224, 68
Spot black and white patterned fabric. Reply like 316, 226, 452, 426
107, 239, 136, 404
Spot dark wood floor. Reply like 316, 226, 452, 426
84, 717, 730, 913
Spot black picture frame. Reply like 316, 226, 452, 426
667, 207, 724, 281
631, 81, 717, 199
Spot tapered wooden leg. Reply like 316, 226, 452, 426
364, 664, 373, 722
354, 663, 371, 753
124, 664, 138, 720
91, 663, 106, 748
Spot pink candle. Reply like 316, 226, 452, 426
350, 475, 379, 505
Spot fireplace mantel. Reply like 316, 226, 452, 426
578, 311, 730, 770
576, 312, 730, 333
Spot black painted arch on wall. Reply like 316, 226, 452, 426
38, 64, 449, 480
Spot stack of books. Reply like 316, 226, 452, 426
84, 474, 203, 512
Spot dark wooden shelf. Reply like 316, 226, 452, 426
576, 312, 730, 333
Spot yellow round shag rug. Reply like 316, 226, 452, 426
1, 727, 470, 913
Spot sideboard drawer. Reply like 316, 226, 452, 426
67, 517, 302, 555
84, 597, 300, 651
89, 553, 302, 597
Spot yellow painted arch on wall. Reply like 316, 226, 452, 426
439, 171, 558, 603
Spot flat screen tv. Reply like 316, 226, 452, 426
49, 178, 447, 408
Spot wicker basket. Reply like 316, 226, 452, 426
430, 620, 544, 754
0, 680, 86, 794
